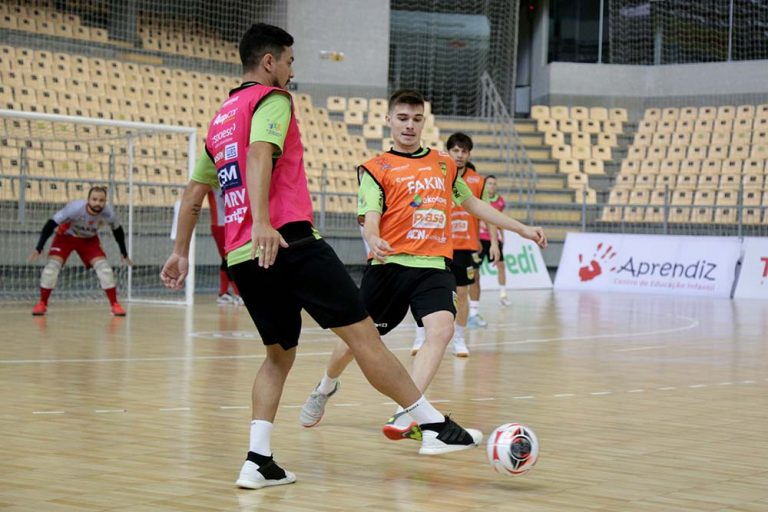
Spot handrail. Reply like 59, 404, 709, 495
479, 72, 537, 222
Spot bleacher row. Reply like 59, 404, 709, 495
0, 0, 239, 64
603, 104, 768, 224
0, 38, 442, 212
531, 105, 629, 203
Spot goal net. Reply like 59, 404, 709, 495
0, 109, 199, 305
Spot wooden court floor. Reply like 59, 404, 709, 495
1, 290, 767, 511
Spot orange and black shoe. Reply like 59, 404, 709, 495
382, 411, 422, 441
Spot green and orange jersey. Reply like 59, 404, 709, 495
358, 147, 474, 269
450, 165, 488, 251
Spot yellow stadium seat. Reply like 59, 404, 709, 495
571, 106, 589, 120
691, 207, 713, 224
714, 207, 737, 224
661, 107, 679, 121
755, 104, 768, 120
733, 118, 753, 133
609, 108, 628, 122
640, 160, 660, 174
644, 206, 664, 223
566, 172, 588, 189
694, 190, 716, 206
633, 133, 651, 147
589, 107, 608, 121
694, 119, 714, 132
743, 159, 765, 175
571, 132, 590, 147
584, 159, 604, 175
628, 146, 646, 160
750, 144, 768, 159
608, 189, 629, 205
701, 159, 722, 174
348, 97, 368, 112
678, 106, 698, 121
643, 108, 661, 121
708, 145, 729, 160
369, 98, 387, 114
646, 146, 666, 160
651, 133, 671, 146
327, 96, 346, 112
668, 207, 691, 223
716, 105, 736, 120
600, 205, 623, 222
687, 146, 707, 161
550, 106, 569, 120
537, 119, 556, 132
742, 208, 761, 225
674, 180, 696, 195
658, 160, 679, 175
615, 174, 634, 188
743, 174, 764, 189
720, 174, 739, 189
531, 105, 549, 120
597, 133, 616, 147
635, 175, 655, 189
544, 131, 564, 146
603, 120, 623, 134
552, 145, 572, 159
620, 159, 640, 174
637, 120, 656, 134
581, 120, 600, 134
559, 159, 580, 174
657, 120, 675, 134
698, 106, 717, 120
716, 189, 739, 206
559, 119, 578, 133
742, 190, 762, 206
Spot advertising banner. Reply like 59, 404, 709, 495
478, 231, 552, 290
734, 237, 768, 299
554, 233, 740, 298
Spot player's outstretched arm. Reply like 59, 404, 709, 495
111, 226, 133, 266
362, 211, 393, 262
160, 180, 210, 289
29, 219, 59, 261
462, 196, 547, 249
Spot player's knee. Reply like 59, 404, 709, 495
93, 259, 115, 289
40, 259, 62, 289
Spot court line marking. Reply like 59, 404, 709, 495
26, 377, 766, 416
613, 345, 666, 353
0, 316, 701, 365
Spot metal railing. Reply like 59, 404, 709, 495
479, 71, 537, 223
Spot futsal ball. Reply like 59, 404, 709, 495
486, 423, 539, 476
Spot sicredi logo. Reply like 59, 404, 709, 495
217, 162, 242, 191
212, 124, 236, 144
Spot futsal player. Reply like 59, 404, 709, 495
29, 185, 131, 316
299, 89, 547, 441
477, 175, 510, 305
160, 24, 484, 491
207, 189, 243, 304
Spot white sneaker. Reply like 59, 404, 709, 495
411, 337, 424, 356
499, 294, 511, 306
299, 381, 339, 427
236, 452, 296, 489
419, 416, 483, 455
452, 337, 469, 357
217, 293, 234, 304
233, 295, 245, 306
467, 314, 488, 329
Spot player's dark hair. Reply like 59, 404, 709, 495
388, 89, 425, 112
88, 185, 108, 198
447, 132, 473, 152
486, 174, 497, 180
239, 23, 294, 73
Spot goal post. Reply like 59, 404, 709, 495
0, 109, 198, 306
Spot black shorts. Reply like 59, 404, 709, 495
479, 239, 504, 263
229, 229, 368, 350
360, 263, 457, 335
450, 249, 480, 286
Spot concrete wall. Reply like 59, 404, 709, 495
287, 0, 389, 99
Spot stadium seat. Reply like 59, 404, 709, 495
544, 131, 564, 146
550, 106, 569, 120
649, 187, 670, 205
589, 107, 608, 121
0, 177, 15, 200
327, 96, 346, 112
661, 107, 679, 121
559, 159, 579, 174
676, 119, 694, 134
691, 207, 713, 224
572, 145, 591, 160
698, 174, 720, 190
608, 108, 628, 122
559, 120, 578, 133
742, 208, 761, 225
369, 98, 387, 114
608, 189, 629, 205
634, 175, 655, 189
530, 105, 549, 120
640, 160, 660, 174
678, 106, 698, 121
714, 207, 737, 224
637, 120, 656, 134
668, 207, 691, 223
633, 133, 651, 147
644, 206, 664, 223
620, 160, 640, 174
716, 106, 736, 120
603, 120, 623, 134
583, 159, 604, 175
552, 145, 572, 159
643, 108, 661, 122
600, 205, 623, 222
581, 120, 600, 134
698, 106, 717, 120
624, 205, 645, 222
659, 160, 679, 174
570, 106, 588, 120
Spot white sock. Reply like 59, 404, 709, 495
414, 326, 425, 342
404, 395, 444, 426
499, 285, 507, 296
392, 405, 415, 428
249, 420, 273, 456
469, 300, 480, 317
454, 324, 465, 341
316, 372, 337, 395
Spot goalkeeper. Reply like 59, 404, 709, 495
28, 185, 133, 316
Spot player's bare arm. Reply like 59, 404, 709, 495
246, 140, 288, 268
362, 211, 393, 262
462, 196, 547, 248
160, 180, 211, 289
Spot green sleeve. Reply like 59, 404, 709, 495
358, 171, 384, 215
250, 92, 291, 156
452, 175, 473, 206
481, 180, 491, 202
191, 152, 218, 188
